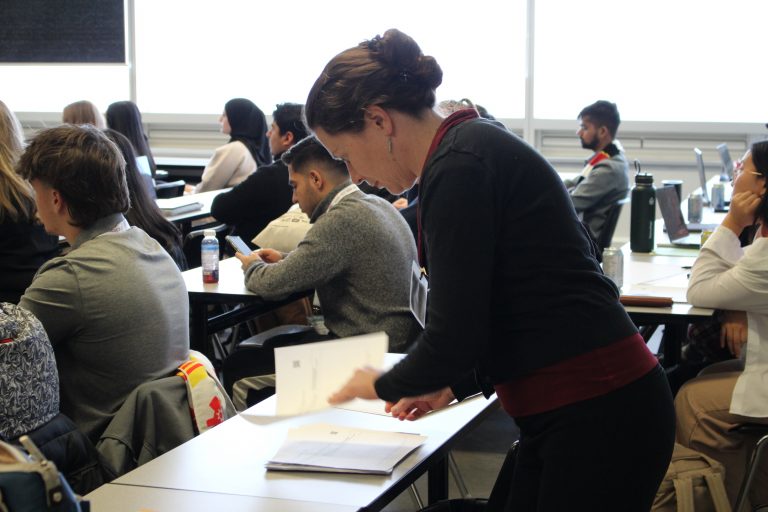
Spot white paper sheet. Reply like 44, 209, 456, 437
274, 332, 388, 416
333, 353, 406, 416
266, 422, 426, 474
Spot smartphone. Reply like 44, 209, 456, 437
225, 235, 252, 255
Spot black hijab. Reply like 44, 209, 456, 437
224, 98, 272, 166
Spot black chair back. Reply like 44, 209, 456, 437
155, 180, 186, 198
597, 197, 629, 251
183, 224, 229, 268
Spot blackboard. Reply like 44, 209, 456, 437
0, 0, 125, 63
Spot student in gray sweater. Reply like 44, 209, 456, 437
17, 125, 189, 442
235, 135, 421, 351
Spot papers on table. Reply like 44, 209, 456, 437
624, 261, 690, 303
274, 332, 388, 416
156, 197, 203, 216
266, 422, 426, 474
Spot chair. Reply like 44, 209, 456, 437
222, 324, 316, 399
596, 197, 629, 251
154, 179, 186, 198
96, 359, 235, 480
182, 223, 229, 269
732, 423, 768, 512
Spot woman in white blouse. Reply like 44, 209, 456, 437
194, 98, 271, 193
677, 140, 768, 506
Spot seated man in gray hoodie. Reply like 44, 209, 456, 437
18, 125, 189, 443
563, 100, 630, 244
230, 136, 421, 406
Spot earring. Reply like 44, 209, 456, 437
387, 137, 393, 154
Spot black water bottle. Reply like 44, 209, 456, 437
630, 171, 655, 253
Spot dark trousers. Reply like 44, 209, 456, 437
502, 365, 675, 512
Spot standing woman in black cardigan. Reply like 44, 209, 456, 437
319, 30, 674, 511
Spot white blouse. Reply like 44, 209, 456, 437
687, 226, 768, 417
194, 140, 256, 193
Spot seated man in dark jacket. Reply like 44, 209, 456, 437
211, 103, 310, 246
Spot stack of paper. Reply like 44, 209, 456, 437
266, 423, 426, 474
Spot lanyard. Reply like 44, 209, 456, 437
416, 109, 479, 273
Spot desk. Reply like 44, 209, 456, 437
183, 257, 310, 354
86, 484, 356, 512
104, 393, 499, 510
161, 188, 230, 235
621, 246, 714, 366
155, 156, 209, 182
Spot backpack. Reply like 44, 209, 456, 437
652, 443, 731, 512
0, 436, 87, 512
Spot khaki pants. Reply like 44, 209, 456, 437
675, 360, 768, 507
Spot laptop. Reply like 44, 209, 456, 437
716, 143, 734, 181
136, 155, 157, 199
693, 148, 710, 205
656, 186, 706, 248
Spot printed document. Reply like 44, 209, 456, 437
274, 332, 388, 415
266, 422, 426, 474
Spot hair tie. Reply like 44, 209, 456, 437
365, 35, 382, 51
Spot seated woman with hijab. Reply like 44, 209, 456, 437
193, 98, 271, 193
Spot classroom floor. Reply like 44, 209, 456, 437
383, 406, 519, 511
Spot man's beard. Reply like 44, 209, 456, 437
580, 135, 599, 151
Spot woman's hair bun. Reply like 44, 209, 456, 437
369, 29, 443, 89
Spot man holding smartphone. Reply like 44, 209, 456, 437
235, 135, 421, 352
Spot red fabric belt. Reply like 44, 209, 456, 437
494, 333, 658, 418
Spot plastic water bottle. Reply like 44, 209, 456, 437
630, 171, 656, 253
201, 229, 219, 283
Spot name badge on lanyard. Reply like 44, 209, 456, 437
409, 260, 428, 328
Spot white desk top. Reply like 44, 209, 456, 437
87, 484, 357, 512
155, 156, 211, 168
161, 188, 230, 224
113, 394, 498, 509
620, 245, 713, 319
183, 256, 254, 298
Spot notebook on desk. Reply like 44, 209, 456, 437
156, 196, 203, 217
657, 186, 704, 248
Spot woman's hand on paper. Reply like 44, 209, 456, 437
256, 248, 283, 263
235, 250, 263, 270
328, 366, 382, 404
385, 387, 455, 421
720, 310, 748, 357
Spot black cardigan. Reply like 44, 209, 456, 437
375, 119, 637, 402
210, 156, 293, 245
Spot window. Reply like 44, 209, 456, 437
133, 0, 527, 117
534, 0, 767, 123
3, 65, 129, 113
